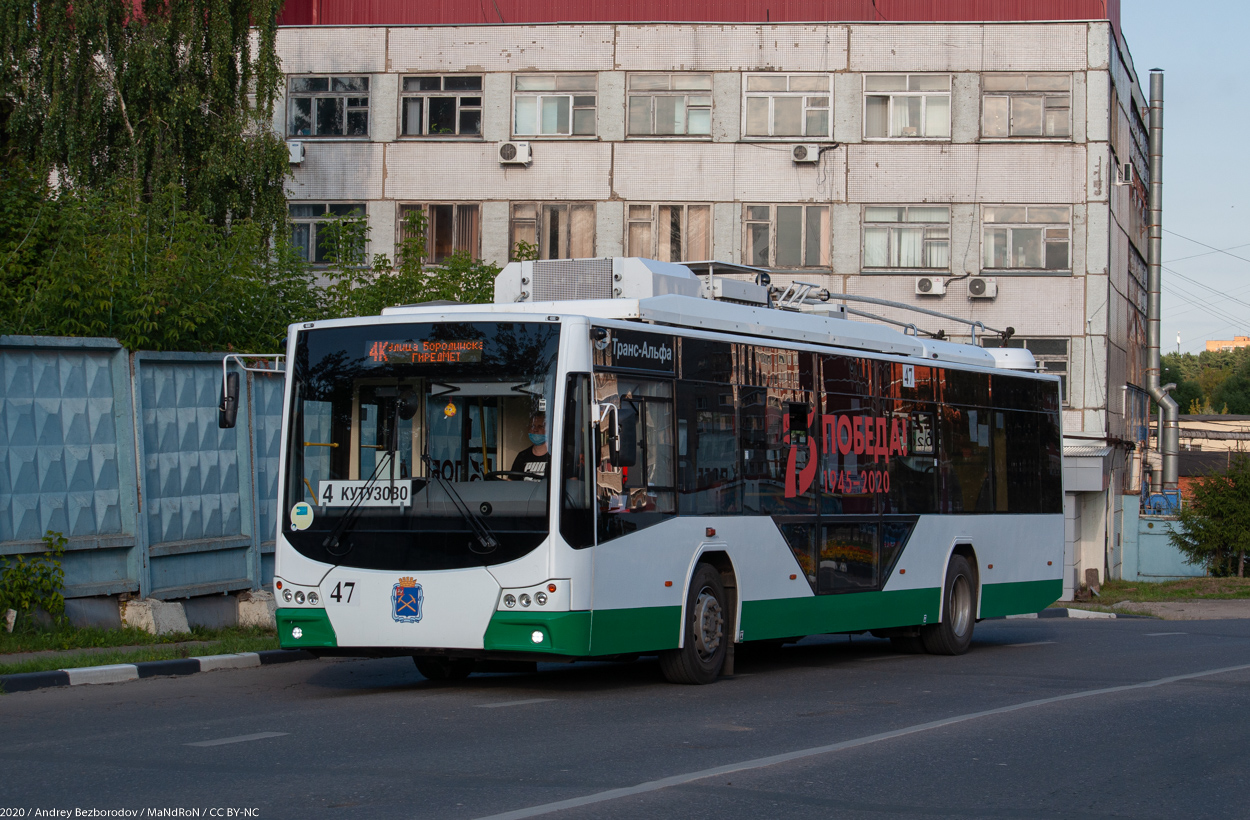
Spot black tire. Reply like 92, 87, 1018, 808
920, 554, 977, 655
890, 635, 926, 654
659, 564, 728, 685
413, 656, 474, 681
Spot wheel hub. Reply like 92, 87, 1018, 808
949, 574, 972, 637
692, 587, 724, 660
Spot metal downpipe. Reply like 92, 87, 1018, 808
1146, 70, 1179, 493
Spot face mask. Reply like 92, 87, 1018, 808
529, 433, 547, 446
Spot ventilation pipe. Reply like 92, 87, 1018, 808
1146, 69, 1179, 493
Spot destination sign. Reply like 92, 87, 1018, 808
366, 339, 484, 365
596, 328, 675, 373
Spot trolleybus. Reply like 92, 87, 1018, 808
265, 258, 1063, 683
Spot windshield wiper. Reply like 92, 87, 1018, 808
422, 455, 499, 555
321, 457, 388, 557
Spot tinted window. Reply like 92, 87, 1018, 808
677, 382, 741, 514
939, 404, 993, 512
681, 338, 733, 383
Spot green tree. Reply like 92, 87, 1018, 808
1160, 353, 1202, 415
0, 172, 321, 352
319, 208, 500, 319
1170, 455, 1250, 577
0, 0, 288, 232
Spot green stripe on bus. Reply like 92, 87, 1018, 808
483, 607, 681, 657
979, 579, 1062, 618
485, 611, 592, 655
277, 608, 338, 648
741, 588, 941, 641
589, 606, 681, 656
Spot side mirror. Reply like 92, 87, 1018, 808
218, 371, 240, 429
616, 401, 638, 468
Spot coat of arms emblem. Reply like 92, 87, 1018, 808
392, 576, 424, 623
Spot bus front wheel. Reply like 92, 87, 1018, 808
921, 554, 976, 655
659, 563, 728, 685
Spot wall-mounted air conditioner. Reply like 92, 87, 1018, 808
915, 276, 946, 296
968, 276, 998, 299
791, 144, 820, 163
498, 141, 532, 165
287, 141, 304, 165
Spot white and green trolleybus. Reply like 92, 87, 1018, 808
270, 258, 1063, 683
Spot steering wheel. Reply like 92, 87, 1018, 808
483, 470, 540, 481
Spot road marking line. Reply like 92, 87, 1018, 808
185, 732, 288, 747
1146, 632, 1186, 637
473, 661, 1250, 820
1005, 641, 1056, 647
477, 698, 555, 709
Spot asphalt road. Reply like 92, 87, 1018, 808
3, 617, 1249, 820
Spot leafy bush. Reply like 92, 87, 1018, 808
1170, 455, 1250, 577
0, 531, 68, 630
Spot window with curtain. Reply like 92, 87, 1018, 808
982, 206, 1071, 272
400, 75, 483, 137
982, 74, 1071, 139
743, 74, 831, 138
743, 204, 830, 268
513, 75, 597, 137
627, 74, 713, 136
863, 74, 951, 139
627, 204, 711, 261
511, 203, 596, 259
398, 204, 481, 263
862, 206, 950, 270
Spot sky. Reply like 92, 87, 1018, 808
1120, 1, 1250, 354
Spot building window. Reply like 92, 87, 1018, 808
511, 203, 595, 259
400, 75, 483, 136
627, 204, 711, 261
982, 337, 1069, 402
743, 205, 829, 268
982, 206, 1071, 272
398, 204, 481, 263
863, 206, 950, 270
628, 74, 713, 136
513, 75, 597, 137
743, 74, 830, 138
863, 74, 951, 139
288, 76, 369, 137
289, 203, 365, 263
982, 74, 1071, 139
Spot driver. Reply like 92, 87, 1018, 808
509, 412, 550, 480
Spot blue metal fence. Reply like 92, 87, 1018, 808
0, 336, 283, 600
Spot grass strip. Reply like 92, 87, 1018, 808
1098, 577, 1250, 603
0, 624, 275, 656
0, 634, 281, 676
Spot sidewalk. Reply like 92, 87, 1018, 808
1111, 600, 1250, 620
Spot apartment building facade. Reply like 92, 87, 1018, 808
274, 1, 1149, 595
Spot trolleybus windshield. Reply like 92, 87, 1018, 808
282, 321, 560, 571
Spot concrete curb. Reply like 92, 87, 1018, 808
0, 650, 315, 694
1039, 607, 1117, 619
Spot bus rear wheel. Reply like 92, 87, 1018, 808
921, 554, 977, 655
659, 564, 728, 685
414, 656, 475, 681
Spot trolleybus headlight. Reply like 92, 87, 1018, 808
283, 589, 293, 603
503, 594, 516, 608
295, 591, 305, 604
519, 594, 531, 607
535, 592, 548, 606
308, 592, 319, 606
